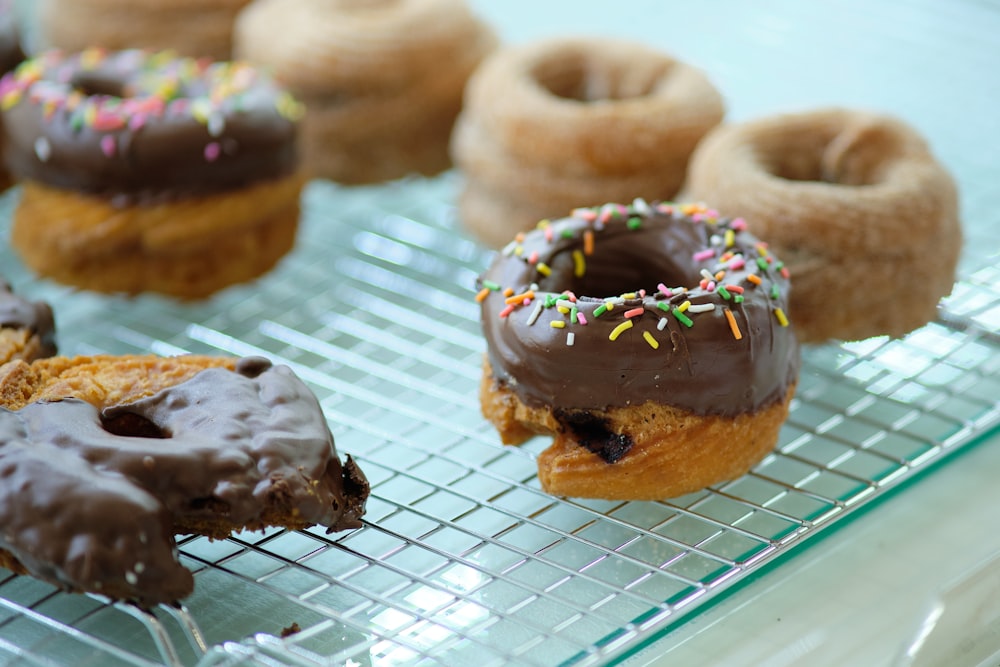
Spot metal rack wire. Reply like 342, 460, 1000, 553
0, 172, 997, 666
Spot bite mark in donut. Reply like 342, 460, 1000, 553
477, 201, 800, 500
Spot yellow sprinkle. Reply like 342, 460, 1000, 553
774, 308, 789, 327
622, 292, 637, 300
604, 301, 615, 311
678, 300, 691, 313
725, 308, 743, 340
609, 320, 633, 341
557, 306, 570, 314
724, 229, 735, 248
550, 320, 565, 329
536, 262, 552, 277
642, 331, 659, 349
475, 288, 490, 303
572, 250, 586, 278
0, 90, 20, 111
537, 219, 550, 229
514, 246, 524, 256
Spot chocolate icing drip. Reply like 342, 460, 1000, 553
0, 50, 300, 201
0, 281, 57, 356
0, 359, 368, 605
478, 203, 801, 417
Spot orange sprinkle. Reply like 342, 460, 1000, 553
746, 274, 762, 285
584, 230, 595, 255
724, 308, 743, 340
503, 287, 515, 297
725, 284, 745, 294
475, 288, 490, 303
624, 307, 644, 318
714, 270, 726, 281
505, 290, 534, 305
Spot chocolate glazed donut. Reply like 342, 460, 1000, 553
476, 201, 800, 500
0, 355, 368, 605
0, 49, 300, 201
0, 281, 56, 363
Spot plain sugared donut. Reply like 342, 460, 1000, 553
0, 49, 306, 299
40, 0, 252, 61
685, 108, 962, 342
0, 281, 56, 364
452, 37, 724, 248
476, 201, 800, 500
0, 354, 369, 605
234, 0, 497, 184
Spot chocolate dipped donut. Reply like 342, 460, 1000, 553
477, 201, 800, 500
0, 281, 56, 364
0, 354, 369, 605
685, 108, 962, 342
0, 49, 306, 298
0, 0, 23, 189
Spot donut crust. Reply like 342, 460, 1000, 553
685, 108, 961, 342
11, 172, 305, 299
481, 361, 795, 501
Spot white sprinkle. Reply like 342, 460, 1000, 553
710, 234, 722, 246
138, 531, 148, 545
207, 112, 226, 137
700, 269, 716, 282
687, 303, 716, 313
657, 317, 669, 331
566, 332, 575, 346
631, 197, 652, 215
555, 299, 574, 310
125, 571, 138, 585
501, 240, 517, 256
134, 562, 146, 574
526, 300, 543, 326
34, 137, 51, 162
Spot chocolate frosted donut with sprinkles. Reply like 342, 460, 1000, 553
0, 48, 306, 299
476, 201, 801, 500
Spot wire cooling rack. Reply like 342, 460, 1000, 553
0, 172, 997, 666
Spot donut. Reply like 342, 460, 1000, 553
476, 201, 800, 500
684, 108, 962, 342
0, 354, 369, 605
0, 0, 24, 190
0, 49, 306, 299
0, 281, 56, 364
234, 0, 497, 184
39, 0, 252, 61
451, 37, 724, 248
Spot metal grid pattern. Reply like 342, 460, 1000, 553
0, 172, 997, 666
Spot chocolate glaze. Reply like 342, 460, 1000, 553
0, 357, 368, 605
0, 50, 301, 202
0, 281, 56, 356
0, 1, 23, 76
478, 202, 800, 417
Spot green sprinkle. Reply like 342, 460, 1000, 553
545, 294, 557, 308
774, 261, 785, 271
561, 229, 576, 238
717, 285, 732, 300
594, 303, 608, 318
734, 295, 744, 304
671, 307, 694, 327
657, 302, 671, 313
771, 284, 780, 300
756, 257, 770, 271
570, 306, 578, 323
627, 216, 642, 230
482, 280, 501, 291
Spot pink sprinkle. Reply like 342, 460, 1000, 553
657, 283, 672, 297
624, 307, 644, 318
780, 267, 790, 279
99, 135, 115, 157
129, 113, 147, 130
544, 226, 553, 242
528, 251, 539, 264
731, 217, 748, 231
573, 208, 597, 222
728, 258, 746, 270
204, 141, 221, 162
565, 292, 577, 302
707, 281, 716, 291
522, 298, 531, 306
576, 313, 587, 325
499, 304, 515, 318
693, 249, 715, 262
638, 289, 646, 298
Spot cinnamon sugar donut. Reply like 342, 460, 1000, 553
452, 38, 724, 248
0, 281, 56, 364
476, 201, 799, 500
40, 0, 251, 61
0, 354, 369, 605
685, 108, 962, 342
1, 49, 306, 299
234, 0, 497, 184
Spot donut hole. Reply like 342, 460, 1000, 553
757, 125, 895, 187
529, 51, 662, 102
70, 70, 128, 99
540, 225, 705, 297
101, 411, 167, 439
